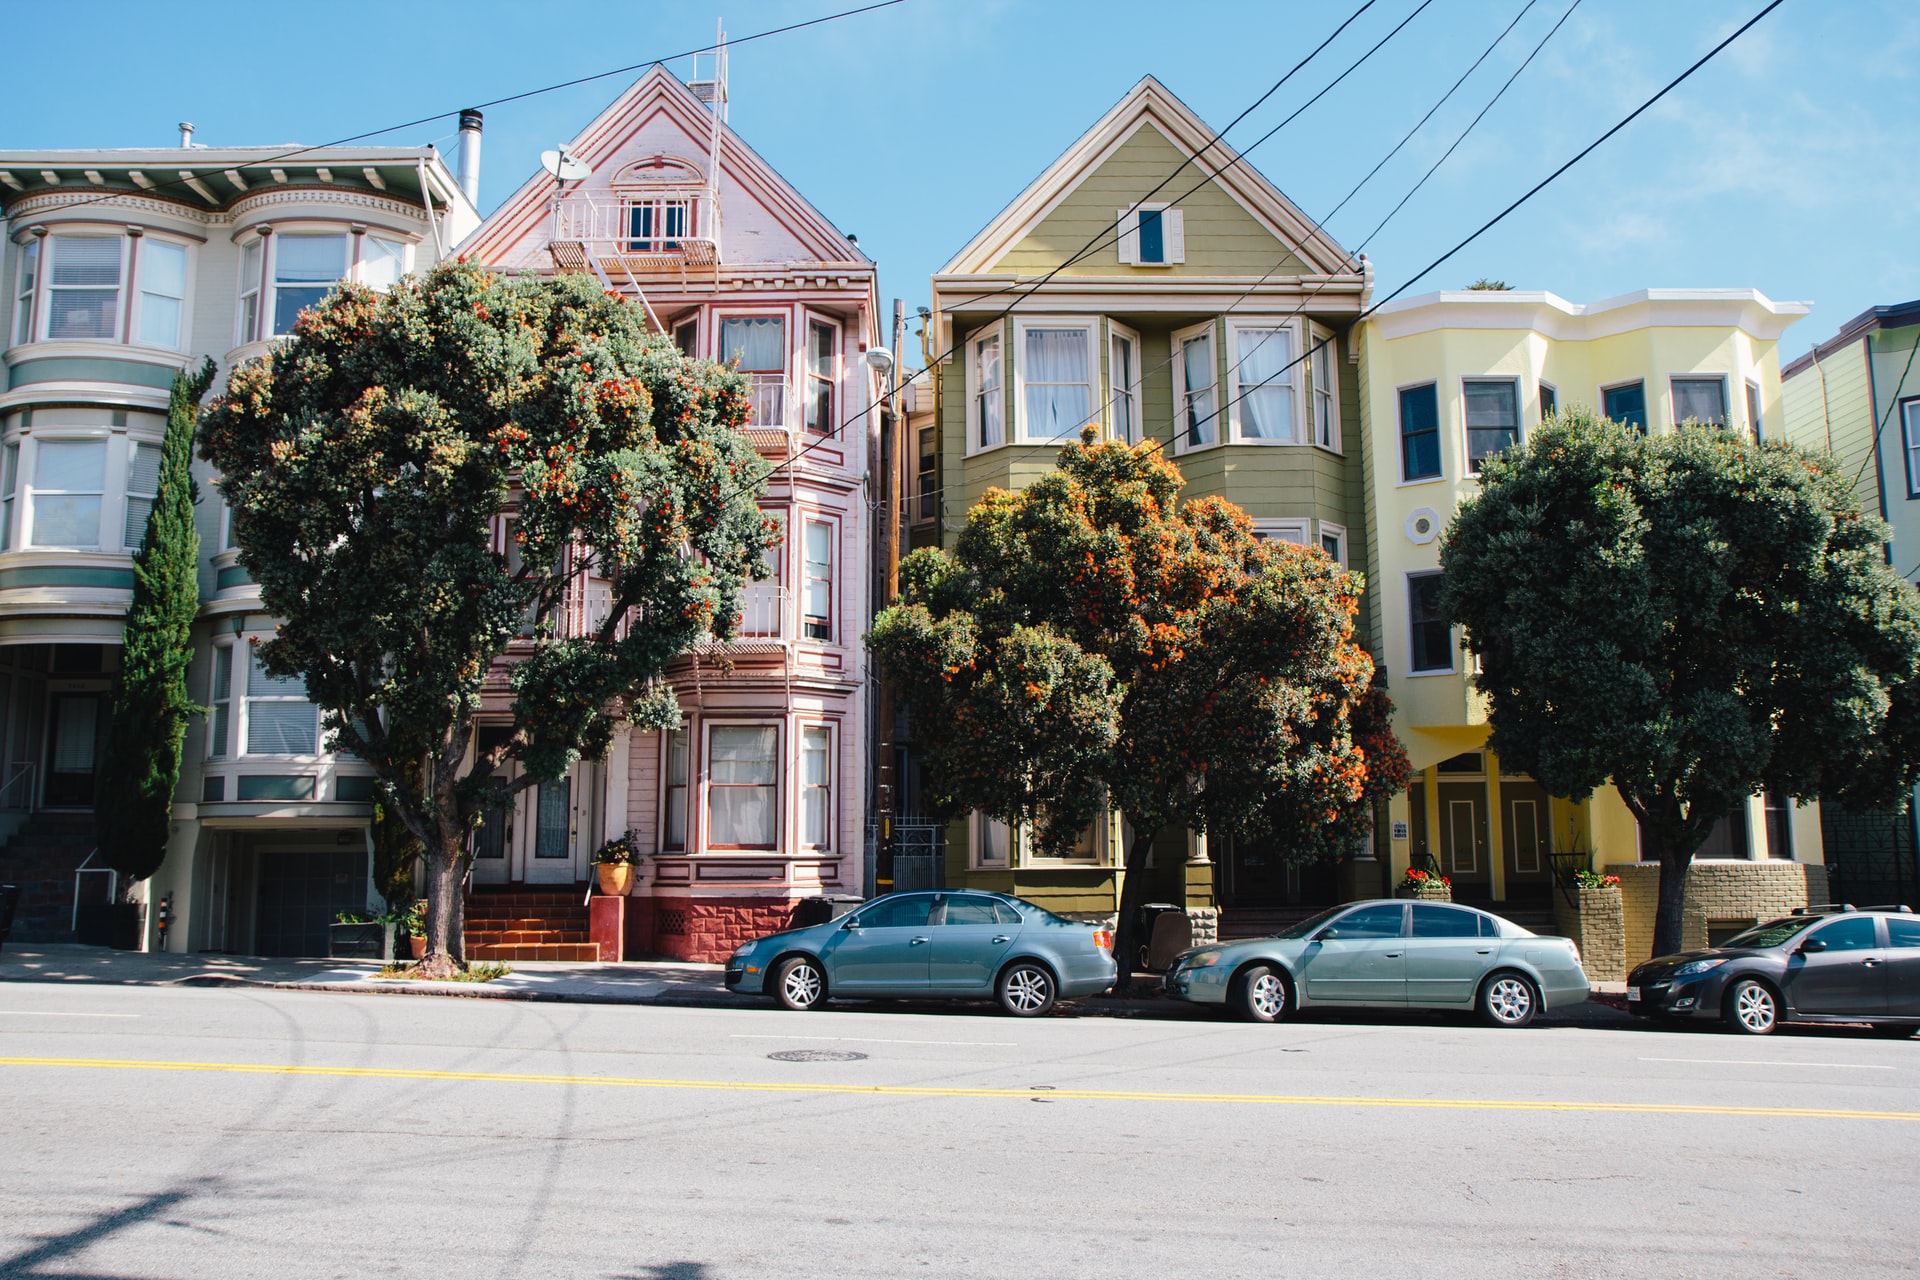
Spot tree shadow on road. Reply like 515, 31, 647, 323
618, 1265, 715, 1280
0, 1182, 201, 1279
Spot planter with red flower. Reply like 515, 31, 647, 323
593, 831, 639, 896
1397, 867, 1452, 902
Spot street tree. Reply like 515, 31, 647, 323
201, 263, 774, 976
870, 432, 1407, 990
1443, 407, 1920, 959
97, 360, 215, 895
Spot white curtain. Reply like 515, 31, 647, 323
721, 317, 786, 373
975, 333, 1003, 448
1672, 379, 1725, 425
1237, 327, 1294, 441
709, 725, 777, 846
1023, 328, 1090, 440
1182, 334, 1216, 447
1111, 334, 1137, 443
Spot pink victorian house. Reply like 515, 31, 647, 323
461, 64, 880, 961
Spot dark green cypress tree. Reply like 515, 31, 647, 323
97, 358, 215, 891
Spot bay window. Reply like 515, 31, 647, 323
1747, 380, 1764, 443
1109, 324, 1141, 445
0, 443, 16, 551
1017, 320, 1092, 442
1408, 571, 1452, 674
800, 725, 831, 848
271, 233, 349, 336
708, 725, 777, 849
663, 727, 689, 849
1463, 378, 1520, 473
802, 518, 833, 641
237, 238, 263, 345
208, 644, 233, 759
245, 644, 318, 755
46, 235, 122, 341
719, 315, 786, 427
1399, 383, 1441, 481
971, 811, 1011, 869
358, 236, 407, 291
1311, 329, 1338, 450
1174, 322, 1217, 451
123, 440, 162, 550
968, 327, 1003, 451
12, 239, 36, 346
136, 240, 187, 349
1603, 381, 1647, 432
804, 318, 836, 436
1671, 375, 1727, 427
1230, 321, 1297, 442
28, 439, 107, 547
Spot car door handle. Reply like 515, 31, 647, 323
991, 935, 1011, 944
1477, 950, 1492, 955
1383, 952, 1401, 959
1862, 958, 1880, 967
909, 936, 929, 945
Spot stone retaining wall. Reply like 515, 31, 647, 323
1551, 885, 1626, 982
1611, 861, 1828, 967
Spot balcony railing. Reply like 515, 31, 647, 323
735, 582, 786, 639
745, 374, 787, 430
551, 193, 716, 263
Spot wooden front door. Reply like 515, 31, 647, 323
45, 693, 100, 807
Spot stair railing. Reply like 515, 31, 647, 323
71, 849, 115, 931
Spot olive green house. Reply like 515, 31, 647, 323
918, 76, 1373, 929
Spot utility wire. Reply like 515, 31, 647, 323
9, 0, 908, 222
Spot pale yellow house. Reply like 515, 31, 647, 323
1356, 289, 1827, 955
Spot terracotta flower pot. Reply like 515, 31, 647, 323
409, 935, 426, 960
596, 862, 634, 896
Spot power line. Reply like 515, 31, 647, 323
9, 0, 909, 223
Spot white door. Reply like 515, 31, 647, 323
469, 775, 513, 886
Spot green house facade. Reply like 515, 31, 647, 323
918, 77, 1373, 927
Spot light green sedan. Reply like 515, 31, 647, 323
1163, 899, 1589, 1027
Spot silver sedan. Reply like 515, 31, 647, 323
1164, 899, 1589, 1027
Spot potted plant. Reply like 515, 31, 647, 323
593, 831, 639, 896
329, 911, 387, 960
402, 902, 426, 960
1397, 866, 1453, 902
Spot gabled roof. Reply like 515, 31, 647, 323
460, 64, 869, 268
940, 75, 1355, 279
1782, 299, 1920, 380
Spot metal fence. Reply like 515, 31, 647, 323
863, 818, 946, 895
1821, 804, 1917, 909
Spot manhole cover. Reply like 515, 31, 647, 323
767, 1049, 868, 1063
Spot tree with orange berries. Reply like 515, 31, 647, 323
869, 431, 1406, 990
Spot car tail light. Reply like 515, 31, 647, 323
1091, 929, 1113, 952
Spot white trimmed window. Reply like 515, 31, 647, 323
1540, 382, 1558, 421
357, 236, 408, 291
123, 440, 162, 550
1117, 202, 1184, 266
13, 238, 38, 346
707, 724, 777, 849
1747, 379, 1764, 443
1903, 401, 1920, 499
662, 727, 689, 850
1464, 378, 1521, 474
1109, 322, 1141, 445
208, 644, 233, 760
1318, 521, 1348, 567
800, 725, 832, 848
1251, 518, 1310, 546
1228, 319, 1299, 443
0, 442, 16, 552
1173, 320, 1217, 452
244, 645, 318, 755
45, 234, 123, 342
970, 811, 1010, 870
1407, 571, 1453, 675
28, 439, 107, 547
1671, 375, 1728, 427
135, 240, 188, 349
802, 518, 833, 641
1021, 811, 1107, 867
271, 233, 350, 336
1015, 318, 1094, 443
237, 238, 264, 345
967, 325, 1004, 452
804, 317, 837, 436
719, 314, 787, 428
1310, 326, 1339, 451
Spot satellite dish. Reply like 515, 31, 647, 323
540, 148, 590, 183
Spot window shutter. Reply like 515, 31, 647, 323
1164, 209, 1186, 263
1116, 209, 1138, 265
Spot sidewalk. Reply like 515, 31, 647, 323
0, 943, 1635, 1024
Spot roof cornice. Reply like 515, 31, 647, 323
1368, 288, 1811, 343
1781, 298, 1920, 379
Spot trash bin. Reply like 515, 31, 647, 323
789, 894, 865, 929
1134, 902, 1185, 971
0, 883, 18, 955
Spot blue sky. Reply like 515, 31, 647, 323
12, 0, 1919, 359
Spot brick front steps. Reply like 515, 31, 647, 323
464, 890, 598, 962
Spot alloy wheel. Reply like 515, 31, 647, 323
781, 960, 824, 1010
1249, 971, 1286, 1021
1002, 966, 1054, 1016
1485, 976, 1534, 1026
1731, 981, 1777, 1034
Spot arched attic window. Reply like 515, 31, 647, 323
613, 155, 706, 253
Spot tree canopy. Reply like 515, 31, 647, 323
200, 262, 774, 973
870, 432, 1406, 984
1443, 407, 1920, 956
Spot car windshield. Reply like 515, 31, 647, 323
1271, 905, 1349, 940
1719, 916, 1823, 949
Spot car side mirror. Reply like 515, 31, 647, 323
1798, 937, 1826, 954
1315, 928, 1339, 941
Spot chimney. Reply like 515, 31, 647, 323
457, 108, 483, 205
178, 122, 194, 148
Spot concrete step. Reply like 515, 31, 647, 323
467, 942, 601, 962
465, 930, 590, 945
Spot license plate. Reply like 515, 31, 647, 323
1626, 986, 1640, 1002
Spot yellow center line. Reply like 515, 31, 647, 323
3, 1056, 1916, 1122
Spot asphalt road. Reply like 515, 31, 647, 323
1, 983, 1916, 1280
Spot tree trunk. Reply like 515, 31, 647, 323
1642, 827, 1693, 962
1108, 830, 1160, 996
416, 831, 467, 979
